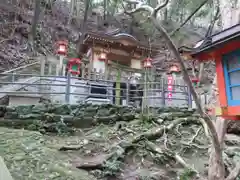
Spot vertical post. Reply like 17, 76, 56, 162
40, 57, 45, 76
104, 63, 108, 81
161, 78, 165, 106
188, 86, 192, 108
88, 49, 93, 79
56, 56, 60, 76
126, 79, 130, 106
65, 72, 71, 104
40, 57, 45, 94
93, 69, 97, 80
81, 63, 85, 79
48, 64, 52, 75
11, 72, 15, 82
59, 55, 65, 76
142, 69, 147, 113
204, 92, 207, 106
115, 69, 121, 105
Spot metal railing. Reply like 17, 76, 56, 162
0, 61, 41, 88
0, 72, 194, 108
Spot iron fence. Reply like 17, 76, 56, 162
0, 72, 196, 109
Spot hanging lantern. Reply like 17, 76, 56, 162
143, 57, 153, 68
67, 58, 81, 75
56, 40, 68, 56
169, 65, 179, 73
191, 77, 200, 87
98, 52, 107, 61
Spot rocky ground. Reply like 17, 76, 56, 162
0, 104, 239, 180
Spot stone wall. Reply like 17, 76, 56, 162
0, 104, 197, 132
0, 103, 238, 135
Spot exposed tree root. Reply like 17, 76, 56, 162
59, 145, 83, 151
189, 127, 202, 144
74, 154, 112, 170
145, 141, 200, 177
132, 117, 200, 143
73, 117, 205, 174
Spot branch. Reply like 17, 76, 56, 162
225, 163, 240, 180
126, 5, 153, 14
124, 0, 169, 17
170, 0, 209, 36
146, 141, 200, 176
150, 15, 224, 167
153, 0, 169, 18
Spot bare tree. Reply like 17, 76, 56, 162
77, 0, 91, 57
29, 0, 41, 51
124, 0, 240, 180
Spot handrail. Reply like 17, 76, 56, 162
2, 61, 40, 74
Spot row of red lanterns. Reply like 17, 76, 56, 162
55, 40, 154, 76
97, 52, 153, 68
55, 41, 200, 82
55, 41, 81, 75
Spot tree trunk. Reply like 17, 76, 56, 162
77, 0, 90, 57
207, 75, 226, 180
29, 0, 41, 51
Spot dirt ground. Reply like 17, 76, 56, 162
0, 115, 219, 180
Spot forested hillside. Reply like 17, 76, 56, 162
1, 1, 240, 180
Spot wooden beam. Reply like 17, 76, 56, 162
0, 156, 14, 180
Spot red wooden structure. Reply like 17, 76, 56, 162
67, 58, 81, 75
179, 24, 240, 120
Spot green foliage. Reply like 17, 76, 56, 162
102, 145, 125, 176
179, 168, 197, 180
103, 159, 122, 176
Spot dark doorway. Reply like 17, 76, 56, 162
88, 83, 107, 99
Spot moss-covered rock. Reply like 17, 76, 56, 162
0, 104, 212, 135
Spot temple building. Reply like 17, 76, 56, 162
79, 31, 159, 106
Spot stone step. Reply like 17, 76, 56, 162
7, 93, 42, 106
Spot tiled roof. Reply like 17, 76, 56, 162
179, 24, 240, 56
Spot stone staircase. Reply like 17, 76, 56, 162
0, 60, 42, 105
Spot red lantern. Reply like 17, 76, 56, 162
191, 77, 199, 83
98, 52, 107, 61
143, 57, 152, 68
67, 58, 81, 75
56, 40, 68, 56
169, 65, 179, 73
191, 77, 200, 87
